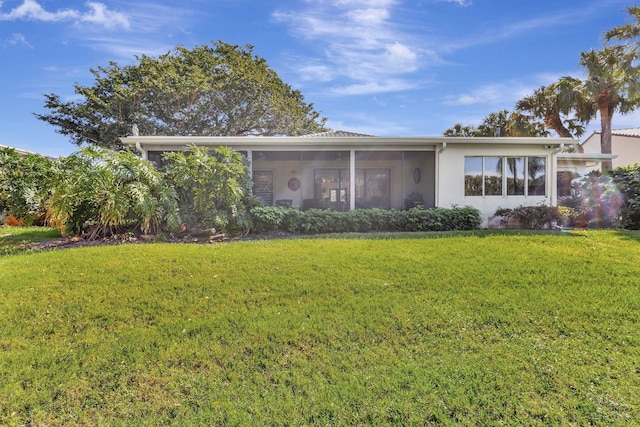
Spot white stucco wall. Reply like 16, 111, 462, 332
582, 133, 640, 169
437, 144, 556, 227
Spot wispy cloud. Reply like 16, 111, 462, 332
0, 0, 130, 30
436, 0, 472, 6
272, 0, 432, 96
442, 76, 557, 107
1, 32, 31, 48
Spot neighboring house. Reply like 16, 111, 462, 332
0, 144, 53, 158
122, 131, 584, 227
581, 128, 640, 169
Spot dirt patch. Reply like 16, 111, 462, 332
25, 229, 300, 251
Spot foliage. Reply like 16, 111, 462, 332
47, 147, 180, 236
1, 232, 640, 425
35, 41, 327, 150
0, 148, 56, 223
557, 39, 640, 170
559, 171, 625, 228
609, 164, 640, 229
162, 145, 254, 234
515, 83, 587, 138
443, 109, 548, 137
250, 205, 481, 234
494, 205, 562, 229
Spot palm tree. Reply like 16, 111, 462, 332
605, 6, 640, 43
515, 84, 586, 139
557, 45, 640, 171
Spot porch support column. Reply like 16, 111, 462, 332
350, 150, 356, 210
247, 150, 253, 194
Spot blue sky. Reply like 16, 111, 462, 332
0, 0, 637, 157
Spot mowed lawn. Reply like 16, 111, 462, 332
1, 230, 639, 425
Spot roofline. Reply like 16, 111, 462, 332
121, 135, 576, 149
557, 153, 617, 160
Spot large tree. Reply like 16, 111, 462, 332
515, 83, 588, 139
557, 44, 640, 171
36, 41, 327, 150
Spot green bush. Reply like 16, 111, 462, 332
0, 148, 56, 223
162, 146, 254, 235
610, 165, 640, 229
494, 205, 561, 229
47, 147, 180, 236
249, 205, 481, 235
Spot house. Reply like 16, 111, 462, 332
581, 128, 640, 169
121, 132, 578, 227
0, 144, 54, 158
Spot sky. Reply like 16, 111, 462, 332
0, 0, 639, 157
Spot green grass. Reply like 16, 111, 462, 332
0, 225, 61, 256
1, 230, 639, 425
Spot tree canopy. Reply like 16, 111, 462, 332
515, 83, 588, 139
36, 41, 328, 150
443, 109, 548, 137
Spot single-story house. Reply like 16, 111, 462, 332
122, 131, 583, 226
0, 144, 52, 158
581, 128, 640, 170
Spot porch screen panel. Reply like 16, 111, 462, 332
314, 169, 350, 210
527, 157, 546, 195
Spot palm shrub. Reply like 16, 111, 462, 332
47, 147, 180, 237
0, 147, 55, 224
563, 171, 624, 228
610, 165, 640, 229
161, 146, 254, 234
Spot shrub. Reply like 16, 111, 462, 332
610, 165, 640, 229
162, 146, 254, 235
249, 206, 481, 235
494, 205, 561, 229
0, 147, 55, 222
560, 171, 624, 228
250, 206, 289, 234
47, 147, 180, 237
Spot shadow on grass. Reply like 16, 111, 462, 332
308, 228, 590, 240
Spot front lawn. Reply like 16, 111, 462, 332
0, 231, 639, 425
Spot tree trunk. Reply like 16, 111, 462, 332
544, 114, 573, 138
599, 106, 614, 172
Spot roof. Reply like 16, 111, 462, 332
592, 128, 640, 138
121, 135, 576, 153
301, 130, 375, 138
0, 144, 53, 158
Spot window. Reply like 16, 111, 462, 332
465, 156, 546, 197
253, 170, 273, 205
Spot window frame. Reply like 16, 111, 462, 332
464, 156, 546, 197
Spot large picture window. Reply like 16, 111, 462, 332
465, 156, 546, 197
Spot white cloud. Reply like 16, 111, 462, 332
273, 0, 428, 96
437, 0, 472, 6
443, 78, 549, 107
0, 0, 130, 30
331, 78, 419, 95
80, 2, 130, 30
2, 33, 32, 48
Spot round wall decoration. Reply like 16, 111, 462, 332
288, 177, 301, 191
413, 167, 421, 184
